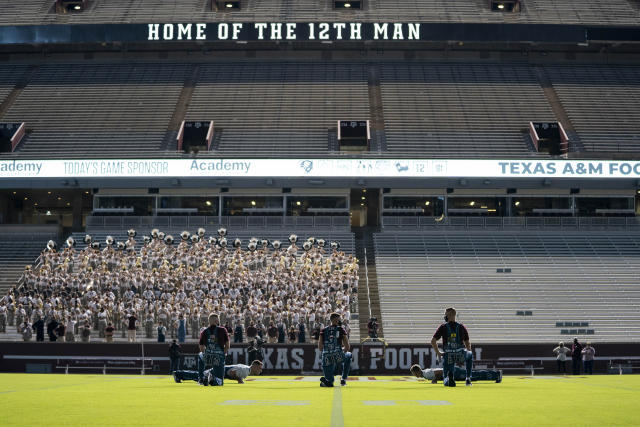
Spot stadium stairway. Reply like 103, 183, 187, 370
161, 64, 201, 151
0, 65, 38, 120
0, 232, 58, 295
533, 66, 585, 153
354, 227, 384, 341
367, 65, 387, 153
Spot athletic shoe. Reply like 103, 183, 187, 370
447, 370, 456, 387
173, 372, 181, 383
207, 371, 215, 386
340, 379, 346, 386
431, 380, 438, 384
320, 377, 333, 387
201, 375, 209, 386
496, 370, 503, 383
466, 378, 472, 387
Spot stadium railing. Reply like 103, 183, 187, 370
381, 216, 640, 230
86, 215, 351, 230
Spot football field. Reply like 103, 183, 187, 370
0, 374, 638, 426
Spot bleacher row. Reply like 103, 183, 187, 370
0, 233, 58, 296
373, 231, 640, 343
0, 0, 638, 26
1, 62, 640, 157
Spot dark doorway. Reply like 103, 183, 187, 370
350, 188, 380, 228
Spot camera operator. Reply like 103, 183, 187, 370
248, 337, 265, 362
367, 317, 378, 339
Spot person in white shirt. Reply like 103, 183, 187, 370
175, 361, 263, 384
553, 342, 571, 374
411, 365, 502, 383
218, 361, 263, 384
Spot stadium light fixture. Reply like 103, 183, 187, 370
490, 0, 519, 12
425, 201, 430, 206
251, 200, 256, 206
56, 0, 87, 14
515, 201, 520, 206
334, 1, 362, 10
213, 0, 241, 11
470, 201, 475, 206
205, 200, 212, 206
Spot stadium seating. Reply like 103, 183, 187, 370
0, 65, 29, 109
374, 231, 640, 343
379, 63, 557, 157
2, 61, 640, 158
0, 232, 57, 295
0, 227, 359, 342
185, 62, 369, 156
545, 65, 640, 153
2, 63, 189, 157
0, 0, 638, 26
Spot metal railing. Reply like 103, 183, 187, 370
381, 216, 640, 230
86, 215, 351, 230
364, 247, 372, 319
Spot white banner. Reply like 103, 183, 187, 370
1, 158, 640, 179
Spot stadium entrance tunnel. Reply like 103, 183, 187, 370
350, 188, 379, 227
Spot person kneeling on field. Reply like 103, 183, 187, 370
319, 312, 350, 387
410, 365, 502, 384
431, 307, 474, 387
173, 360, 263, 385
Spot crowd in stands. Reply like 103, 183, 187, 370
0, 228, 358, 344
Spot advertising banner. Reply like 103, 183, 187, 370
1, 158, 639, 179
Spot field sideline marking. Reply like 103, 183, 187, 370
331, 386, 344, 427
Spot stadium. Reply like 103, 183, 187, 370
0, 1, 639, 426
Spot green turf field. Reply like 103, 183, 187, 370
0, 374, 638, 426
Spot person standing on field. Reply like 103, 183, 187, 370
582, 342, 595, 375
553, 342, 570, 373
571, 337, 583, 375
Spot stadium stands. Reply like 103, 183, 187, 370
2, 61, 640, 158
0, 232, 57, 296
374, 231, 640, 343
546, 65, 640, 153
0, 66, 30, 110
0, 0, 638, 26
2, 63, 189, 157
186, 62, 369, 155
379, 63, 557, 157
0, 227, 359, 342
